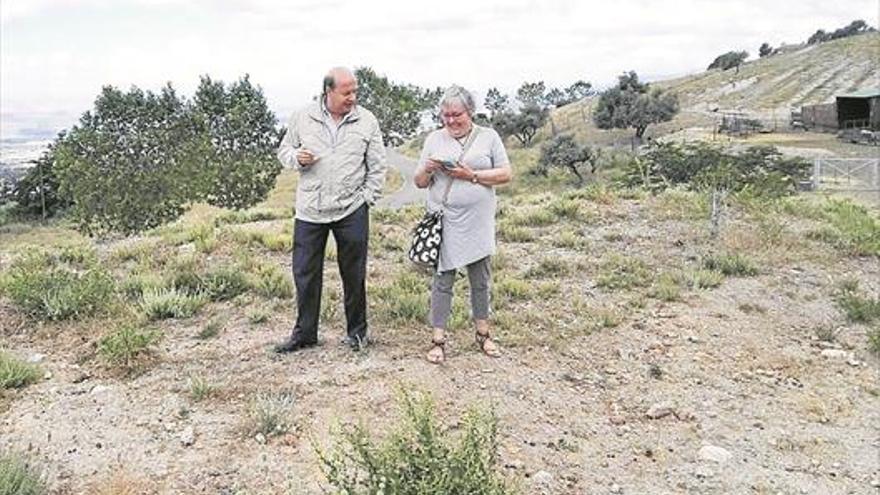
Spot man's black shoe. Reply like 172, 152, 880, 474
274, 337, 318, 353
340, 334, 368, 352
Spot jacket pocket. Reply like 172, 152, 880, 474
297, 180, 321, 212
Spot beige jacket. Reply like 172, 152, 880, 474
278, 103, 386, 223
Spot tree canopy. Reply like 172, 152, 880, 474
592, 71, 679, 140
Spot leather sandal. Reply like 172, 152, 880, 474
475, 330, 501, 358
426, 336, 446, 364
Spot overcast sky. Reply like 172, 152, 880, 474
1, 0, 877, 140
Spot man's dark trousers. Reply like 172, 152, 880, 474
290, 203, 369, 343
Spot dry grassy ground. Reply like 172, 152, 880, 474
1, 146, 878, 494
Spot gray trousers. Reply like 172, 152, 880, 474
430, 256, 491, 329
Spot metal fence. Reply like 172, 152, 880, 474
812, 157, 880, 195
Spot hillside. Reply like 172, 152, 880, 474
546, 32, 880, 147
2, 155, 879, 493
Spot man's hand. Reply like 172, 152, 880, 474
296, 148, 319, 167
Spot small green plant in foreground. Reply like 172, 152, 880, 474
0, 353, 42, 390
317, 389, 515, 495
0, 452, 47, 495
98, 325, 160, 369
2, 253, 114, 321
702, 253, 758, 277
141, 287, 206, 320
248, 391, 295, 437
189, 375, 217, 402
868, 327, 880, 356
834, 280, 880, 323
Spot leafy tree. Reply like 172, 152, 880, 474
354, 67, 439, 146
192, 74, 282, 210
707, 51, 749, 71
545, 88, 567, 108
759, 43, 773, 57
10, 136, 71, 218
564, 80, 594, 103
807, 29, 829, 44
53, 84, 207, 234
537, 134, 597, 185
515, 81, 547, 108
484, 87, 509, 117
492, 105, 547, 147
545, 80, 595, 108
593, 71, 679, 141
807, 20, 872, 44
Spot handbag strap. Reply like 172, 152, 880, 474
441, 125, 481, 206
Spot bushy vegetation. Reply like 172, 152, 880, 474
248, 391, 295, 437
12, 75, 281, 234
537, 134, 597, 185
623, 142, 810, 196
0, 453, 46, 495
317, 389, 514, 495
807, 19, 874, 44
355, 67, 440, 147
593, 71, 679, 140
1, 252, 114, 321
707, 50, 749, 71
702, 253, 758, 277
834, 280, 880, 324
809, 200, 880, 257
0, 353, 42, 390
98, 324, 161, 369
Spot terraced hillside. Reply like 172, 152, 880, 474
547, 33, 880, 146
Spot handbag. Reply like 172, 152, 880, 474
407, 127, 480, 268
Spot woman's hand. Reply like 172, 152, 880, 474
424, 159, 444, 174
445, 162, 476, 182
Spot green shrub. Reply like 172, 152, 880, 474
548, 198, 582, 220
141, 287, 206, 320
834, 281, 880, 323
690, 269, 724, 289
98, 324, 160, 369
497, 223, 536, 243
0, 353, 42, 390
317, 389, 514, 495
817, 200, 880, 257
649, 272, 684, 301
868, 327, 880, 356
493, 278, 531, 305
247, 307, 271, 324
203, 267, 249, 301
214, 208, 291, 226
248, 391, 295, 437
0, 452, 47, 495
525, 257, 569, 278
166, 257, 205, 294
2, 253, 114, 321
119, 273, 165, 300
624, 142, 809, 196
196, 317, 224, 340
596, 255, 652, 290
375, 271, 429, 325
250, 264, 294, 299
702, 253, 758, 276
189, 375, 217, 402
509, 208, 556, 227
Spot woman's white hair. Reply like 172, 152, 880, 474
439, 85, 476, 116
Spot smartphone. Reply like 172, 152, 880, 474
432, 158, 458, 170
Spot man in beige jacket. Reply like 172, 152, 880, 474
275, 67, 386, 353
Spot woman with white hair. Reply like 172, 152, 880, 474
413, 85, 513, 364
